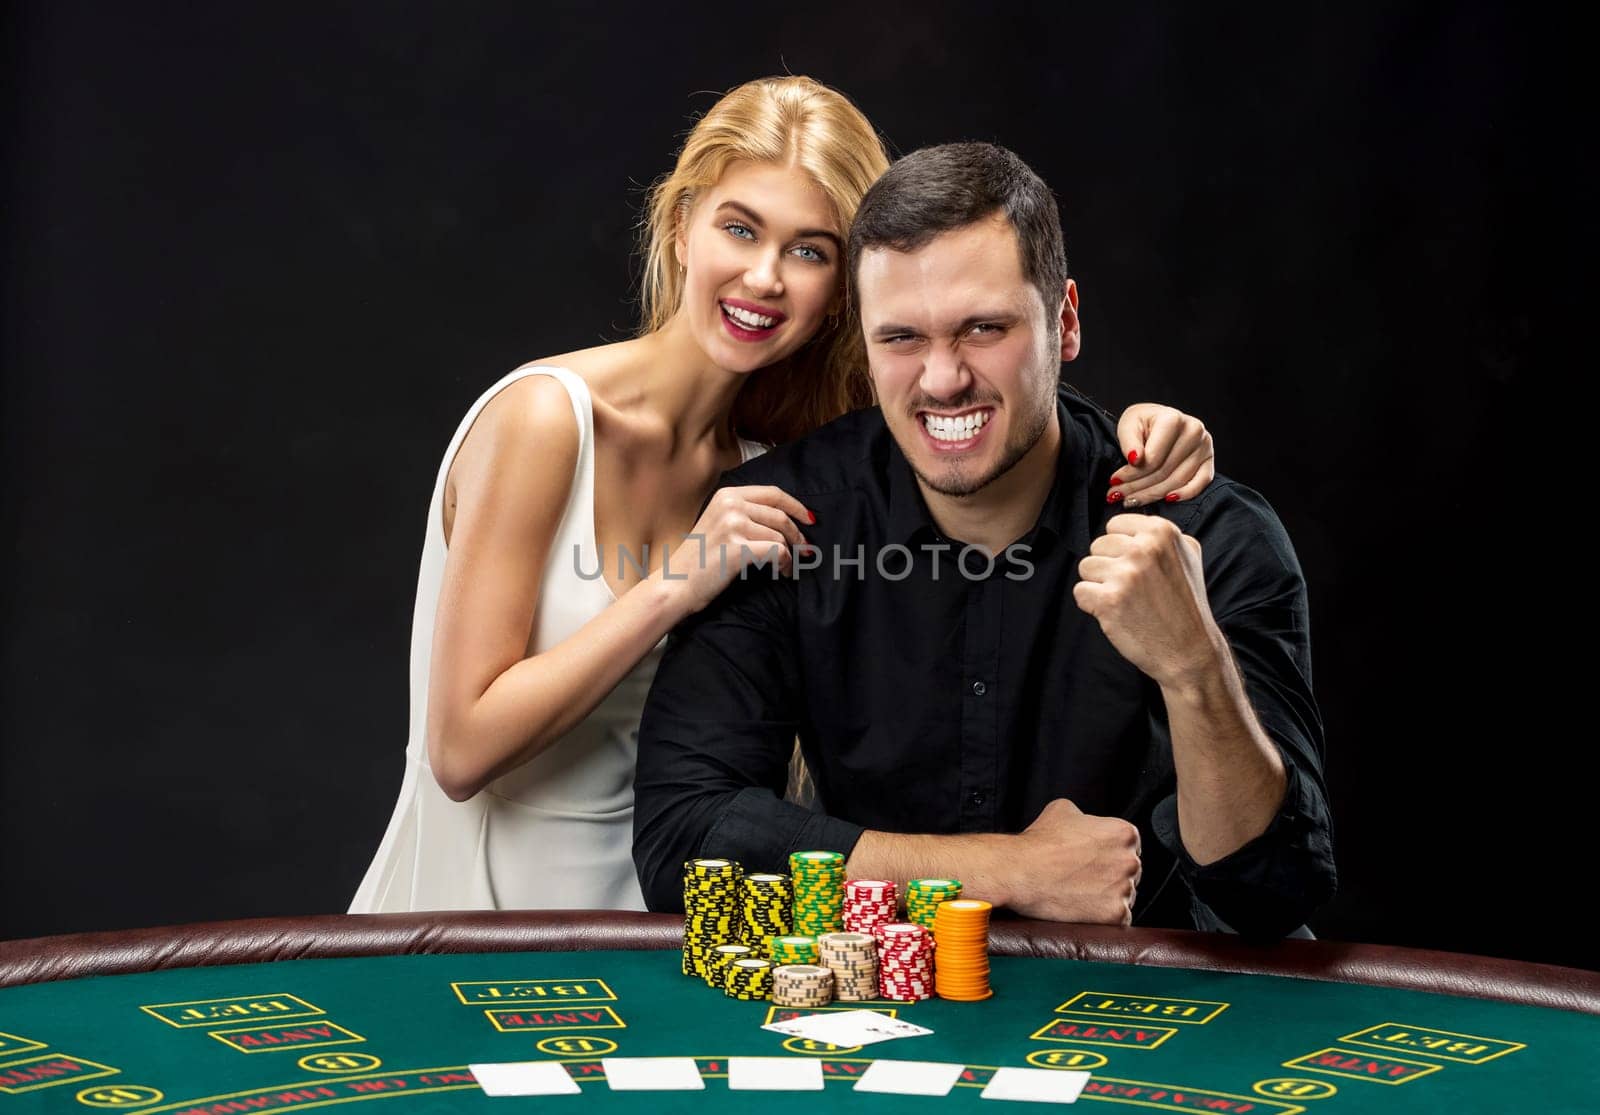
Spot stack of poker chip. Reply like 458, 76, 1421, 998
769, 934, 821, 966
740, 872, 794, 948
706, 943, 754, 990
681, 858, 741, 981
931, 898, 993, 1001
817, 931, 879, 1001
724, 956, 775, 1000
905, 878, 964, 929
874, 922, 936, 1001
843, 878, 898, 934
789, 850, 846, 935
771, 964, 835, 1008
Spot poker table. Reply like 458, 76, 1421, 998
2, 912, 1596, 1113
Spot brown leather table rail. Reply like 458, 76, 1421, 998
1, 911, 1595, 1015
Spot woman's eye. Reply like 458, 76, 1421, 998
723, 222, 756, 240
791, 244, 828, 264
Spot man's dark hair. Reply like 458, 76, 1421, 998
848, 142, 1068, 316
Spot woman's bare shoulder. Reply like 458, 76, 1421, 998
531, 337, 655, 408
446, 374, 582, 529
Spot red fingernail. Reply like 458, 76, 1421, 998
1107, 491, 1124, 504
1128, 450, 1140, 465
1165, 493, 1180, 503
1109, 476, 1123, 487
807, 511, 816, 524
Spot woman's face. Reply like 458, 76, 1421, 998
675, 160, 843, 374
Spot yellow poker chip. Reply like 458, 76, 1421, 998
682, 859, 748, 981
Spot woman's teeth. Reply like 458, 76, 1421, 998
722, 302, 777, 329
923, 410, 991, 442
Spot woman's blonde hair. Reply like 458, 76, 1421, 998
638, 76, 891, 445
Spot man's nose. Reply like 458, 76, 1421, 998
919, 345, 971, 401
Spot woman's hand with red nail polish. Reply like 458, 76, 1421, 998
1109, 403, 1217, 508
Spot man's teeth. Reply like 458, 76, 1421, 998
923, 411, 991, 441
722, 302, 777, 329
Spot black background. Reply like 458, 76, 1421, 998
3, 3, 1584, 969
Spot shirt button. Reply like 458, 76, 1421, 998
969, 791, 986, 806
971, 680, 987, 696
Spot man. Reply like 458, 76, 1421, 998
632, 143, 1335, 936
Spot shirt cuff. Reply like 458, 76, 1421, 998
700, 786, 867, 875
1150, 757, 1336, 938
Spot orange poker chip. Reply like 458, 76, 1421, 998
931, 897, 993, 1001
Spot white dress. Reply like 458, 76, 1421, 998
351, 365, 765, 912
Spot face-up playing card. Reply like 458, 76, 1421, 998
979, 1066, 1092, 1103
853, 1059, 967, 1096
599, 1057, 706, 1091
762, 1008, 934, 1047
468, 1061, 582, 1097
727, 1057, 826, 1091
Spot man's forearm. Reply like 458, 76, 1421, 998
844, 830, 1015, 906
1162, 633, 1288, 865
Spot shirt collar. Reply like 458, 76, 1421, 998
883, 388, 1106, 557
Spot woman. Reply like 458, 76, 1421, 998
351, 76, 1216, 913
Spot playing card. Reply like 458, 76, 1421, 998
468, 1061, 581, 1097
853, 1059, 967, 1096
979, 1066, 1091, 1103
762, 1008, 934, 1046
727, 1057, 826, 1091
599, 1057, 706, 1091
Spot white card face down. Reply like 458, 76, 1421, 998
468, 1061, 581, 1097
600, 1057, 706, 1091
727, 1057, 826, 1091
853, 1059, 967, 1096
980, 1066, 1092, 1103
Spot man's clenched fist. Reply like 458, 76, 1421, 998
1006, 799, 1142, 926
1073, 513, 1223, 689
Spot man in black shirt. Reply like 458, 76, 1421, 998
632, 143, 1335, 937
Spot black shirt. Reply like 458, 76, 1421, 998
632, 384, 1336, 937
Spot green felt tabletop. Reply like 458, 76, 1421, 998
1, 948, 1594, 1113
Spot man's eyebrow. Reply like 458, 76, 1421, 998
870, 321, 921, 338
715, 200, 841, 247
870, 312, 1020, 339
952, 311, 1021, 333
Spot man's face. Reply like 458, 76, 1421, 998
856, 213, 1077, 497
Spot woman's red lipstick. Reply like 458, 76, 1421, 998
719, 298, 787, 342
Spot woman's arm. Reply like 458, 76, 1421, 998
425, 376, 811, 801
424, 376, 676, 799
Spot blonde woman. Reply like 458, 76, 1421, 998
351, 76, 1218, 913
